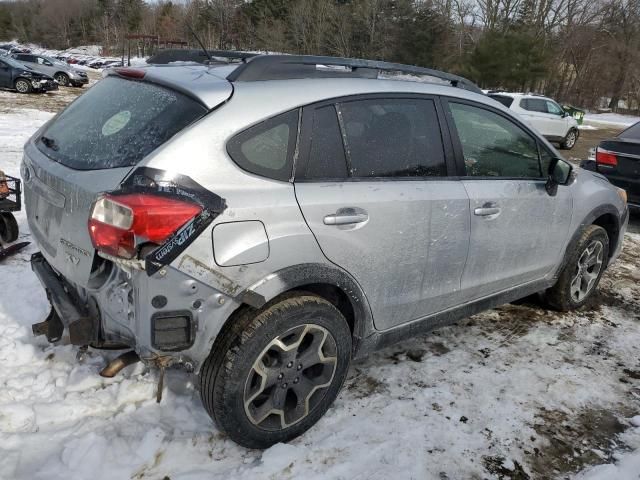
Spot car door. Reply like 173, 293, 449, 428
517, 98, 553, 136
443, 99, 573, 300
544, 99, 570, 138
0, 59, 12, 88
294, 95, 470, 330
34, 56, 55, 76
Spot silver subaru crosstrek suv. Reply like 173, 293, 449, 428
22, 52, 628, 449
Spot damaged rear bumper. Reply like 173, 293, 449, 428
31, 252, 97, 345
29, 250, 243, 373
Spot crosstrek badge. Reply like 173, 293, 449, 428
101, 110, 131, 136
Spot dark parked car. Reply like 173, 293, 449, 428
12, 53, 89, 87
595, 121, 640, 209
0, 56, 57, 93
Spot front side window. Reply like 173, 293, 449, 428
449, 102, 542, 178
338, 98, 446, 178
227, 110, 299, 181
545, 100, 564, 116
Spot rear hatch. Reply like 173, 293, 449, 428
23, 72, 229, 286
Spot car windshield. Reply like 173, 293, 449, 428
3, 56, 29, 69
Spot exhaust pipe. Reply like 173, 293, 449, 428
100, 350, 140, 378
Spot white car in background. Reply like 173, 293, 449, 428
489, 92, 580, 150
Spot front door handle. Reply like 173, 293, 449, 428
323, 211, 369, 226
474, 205, 500, 216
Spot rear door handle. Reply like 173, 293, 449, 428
323, 212, 369, 225
474, 206, 500, 216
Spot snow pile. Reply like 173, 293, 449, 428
584, 112, 640, 127
1, 107, 640, 479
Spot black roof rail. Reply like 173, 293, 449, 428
226, 54, 483, 94
147, 49, 257, 65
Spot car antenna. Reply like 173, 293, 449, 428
186, 23, 213, 64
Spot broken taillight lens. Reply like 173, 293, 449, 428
89, 193, 202, 259
596, 147, 617, 167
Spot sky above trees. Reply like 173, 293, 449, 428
0, 0, 638, 110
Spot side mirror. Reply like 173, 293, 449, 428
546, 157, 573, 196
44, 61, 53, 66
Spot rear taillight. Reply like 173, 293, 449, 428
596, 147, 617, 167
89, 193, 202, 259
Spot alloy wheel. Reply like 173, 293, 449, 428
565, 131, 576, 148
54, 73, 68, 86
15, 80, 29, 93
244, 324, 338, 431
570, 240, 604, 302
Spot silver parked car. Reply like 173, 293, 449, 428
12, 53, 88, 87
23, 53, 628, 449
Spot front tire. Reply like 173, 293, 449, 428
14, 78, 32, 94
545, 225, 609, 311
560, 128, 578, 150
54, 72, 69, 87
200, 294, 352, 449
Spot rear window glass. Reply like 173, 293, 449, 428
36, 76, 207, 170
489, 95, 514, 108
620, 121, 640, 140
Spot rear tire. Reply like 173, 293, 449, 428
14, 78, 32, 94
199, 294, 352, 449
560, 128, 578, 150
0, 213, 19, 243
545, 225, 609, 311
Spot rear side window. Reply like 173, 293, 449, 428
36, 76, 207, 170
339, 98, 446, 178
520, 98, 547, 113
302, 105, 348, 179
227, 110, 299, 182
489, 95, 514, 108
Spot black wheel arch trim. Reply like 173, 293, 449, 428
557, 203, 621, 276
245, 262, 374, 355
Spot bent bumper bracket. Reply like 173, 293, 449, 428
31, 252, 96, 345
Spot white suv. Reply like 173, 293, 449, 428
489, 92, 579, 150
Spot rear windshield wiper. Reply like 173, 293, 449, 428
40, 135, 59, 151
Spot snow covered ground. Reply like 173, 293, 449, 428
583, 113, 640, 127
1, 100, 640, 480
